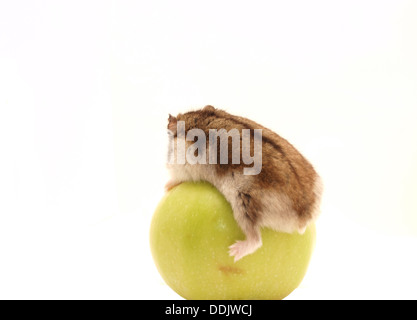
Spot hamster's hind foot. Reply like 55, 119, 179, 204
229, 238, 262, 262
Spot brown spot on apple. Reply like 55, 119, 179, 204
218, 265, 244, 275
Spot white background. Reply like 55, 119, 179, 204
1, 0, 416, 299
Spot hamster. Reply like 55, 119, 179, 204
166, 105, 322, 262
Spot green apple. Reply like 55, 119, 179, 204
150, 181, 316, 300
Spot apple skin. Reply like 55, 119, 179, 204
150, 181, 316, 300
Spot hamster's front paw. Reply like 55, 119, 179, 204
165, 180, 181, 192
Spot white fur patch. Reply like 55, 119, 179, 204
311, 174, 324, 222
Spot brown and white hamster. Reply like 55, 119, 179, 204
166, 105, 322, 261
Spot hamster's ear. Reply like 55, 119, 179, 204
203, 105, 216, 112
168, 114, 177, 134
